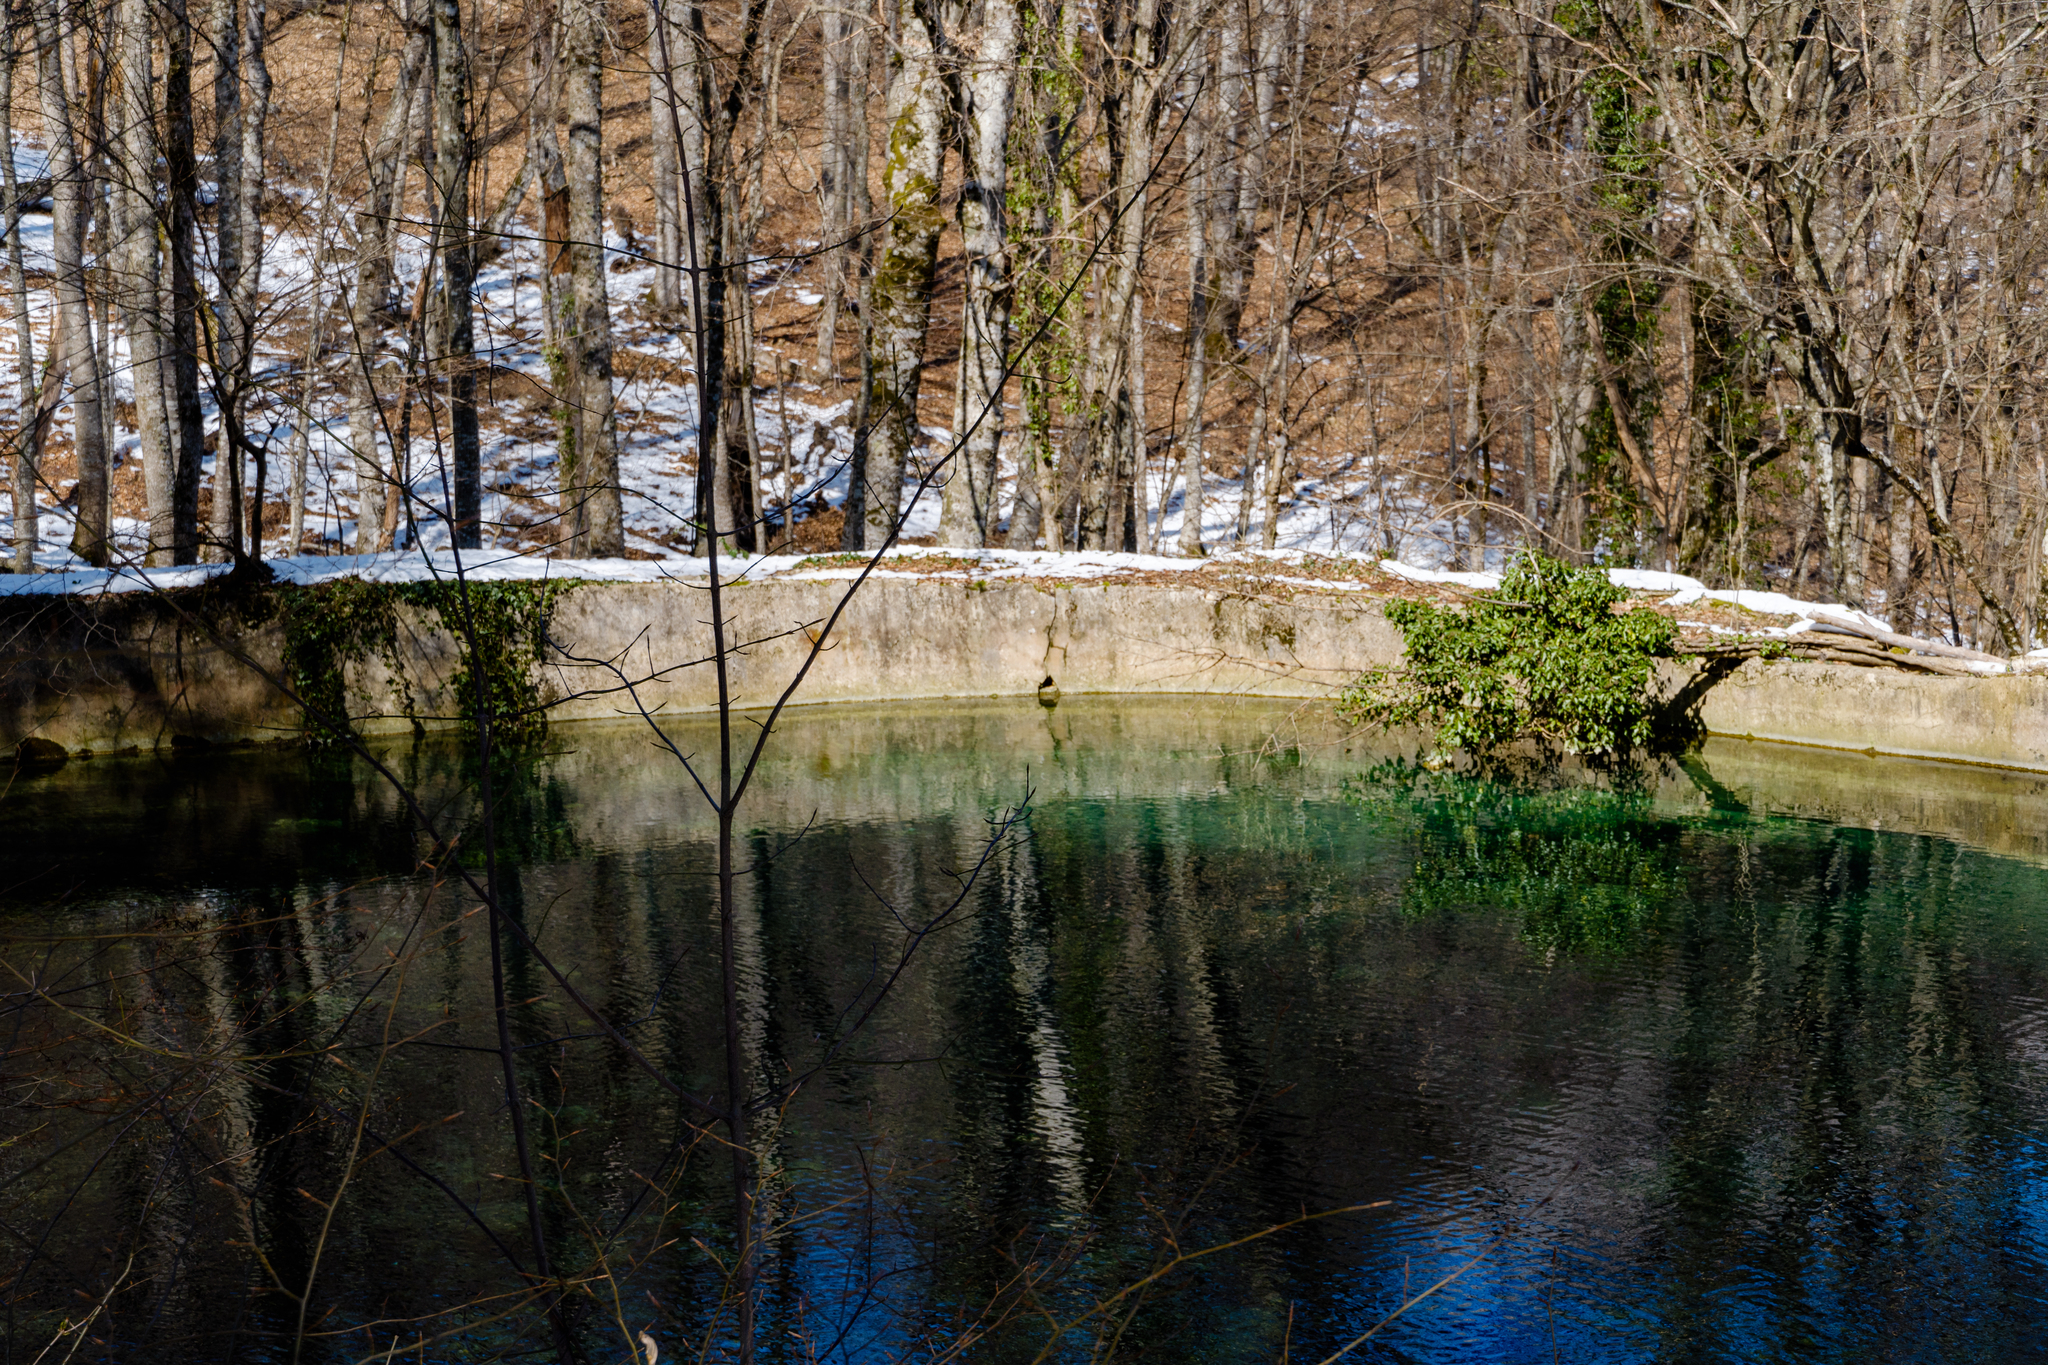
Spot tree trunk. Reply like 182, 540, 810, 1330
162, 0, 204, 562
854, 0, 944, 550
4, 2, 36, 571
432, 0, 481, 548
38, 0, 106, 565
206, 0, 242, 559
1176, 62, 1210, 556
937, 0, 1020, 547
113, 0, 173, 562
1550, 269, 1597, 561
812, 5, 868, 375
937, 0, 1021, 547
680, 0, 729, 553
1253, 322, 1291, 548
1078, 0, 1163, 553
236, 0, 271, 557
560, 0, 620, 554
348, 23, 426, 551
647, 0, 683, 317
286, 6, 354, 556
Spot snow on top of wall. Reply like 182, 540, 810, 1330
0, 548, 1907, 648
0, 546, 1228, 598
1663, 586, 1892, 635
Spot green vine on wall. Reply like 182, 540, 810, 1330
280, 578, 407, 748
278, 578, 568, 748
411, 580, 566, 746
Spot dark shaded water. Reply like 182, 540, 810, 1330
5, 698, 2048, 1362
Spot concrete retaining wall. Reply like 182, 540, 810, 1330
4, 573, 2046, 773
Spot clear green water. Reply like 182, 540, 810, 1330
5, 698, 2048, 1362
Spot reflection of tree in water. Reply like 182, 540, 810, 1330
1346, 761, 1687, 955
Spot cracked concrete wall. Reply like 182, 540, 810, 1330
7, 574, 2048, 774
0, 578, 1402, 753
523, 578, 1400, 723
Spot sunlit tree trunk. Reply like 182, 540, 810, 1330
286, 9, 354, 555
560, 0, 620, 554
853, 0, 944, 550
812, 6, 868, 376
38, 0, 107, 565
206, 0, 243, 559
647, 0, 683, 317
347, 23, 425, 552
680, 0, 731, 553
1176, 62, 1210, 556
236, 0, 271, 556
938, 0, 1021, 547
431, 0, 481, 548
1077, 0, 1171, 552
113, 0, 173, 561
4, 4, 36, 572
162, 0, 204, 561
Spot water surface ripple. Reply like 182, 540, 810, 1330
3, 698, 2046, 1362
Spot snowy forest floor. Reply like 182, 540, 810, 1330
0, 106, 1545, 585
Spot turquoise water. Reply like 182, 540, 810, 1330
3, 699, 2047, 1362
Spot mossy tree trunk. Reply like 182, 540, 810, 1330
851, 0, 945, 551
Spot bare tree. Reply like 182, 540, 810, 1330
845, 0, 944, 551
558, 0, 621, 553
347, 20, 428, 553
431, 0, 482, 548
37, 0, 106, 566
938, 0, 1023, 547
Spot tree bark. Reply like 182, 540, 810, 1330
236, 0, 271, 557
206, 0, 243, 559
647, 0, 683, 317
854, 0, 944, 550
560, 0, 621, 553
38, 0, 107, 565
112, 0, 173, 562
162, 0, 204, 562
1176, 62, 1210, 556
937, 0, 1022, 547
432, 0, 481, 548
4, 1, 36, 571
347, 21, 426, 551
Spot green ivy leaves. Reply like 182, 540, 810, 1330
1340, 554, 1678, 756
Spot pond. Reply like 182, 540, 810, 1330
5, 697, 2048, 1363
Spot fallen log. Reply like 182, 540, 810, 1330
1805, 611, 2008, 665
1684, 635, 1978, 677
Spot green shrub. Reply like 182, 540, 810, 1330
1340, 554, 1678, 755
